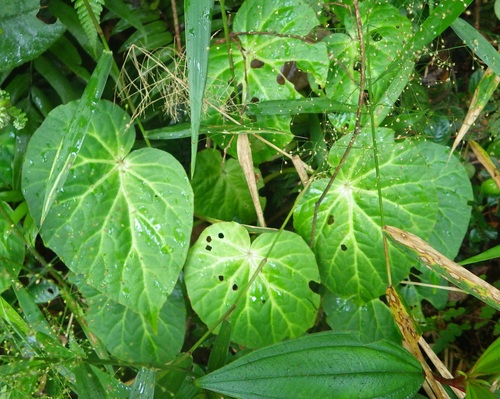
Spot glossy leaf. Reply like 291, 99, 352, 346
29, 50, 112, 227
130, 368, 155, 399
184, 222, 320, 348
205, 0, 328, 163
155, 355, 194, 399
196, 331, 423, 399
0, 0, 65, 71
294, 129, 472, 302
459, 245, 500, 265
466, 382, 497, 399
0, 202, 24, 293
192, 149, 265, 224
323, 292, 400, 342
185, 0, 214, 176
82, 283, 186, 365
324, 2, 413, 126
22, 100, 193, 319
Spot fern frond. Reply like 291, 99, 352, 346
72, 0, 105, 54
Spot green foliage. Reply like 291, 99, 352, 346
72, 0, 105, 55
196, 331, 424, 399
1, 0, 499, 397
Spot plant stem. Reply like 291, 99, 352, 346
309, 0, 366, 247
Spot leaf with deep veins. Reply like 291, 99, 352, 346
23, 100, 193, 321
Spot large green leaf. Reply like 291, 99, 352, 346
196, 331, 423, 399
22, 100, 193, 320
34, 50, 112, 226
0, 0, 66, 71
324, 2, 413, 126
205, 0, 329, 163
323, 293, 400, 343
294, 129, 471, 302
191, 149, 265, 224
408, 141, 473, 308
184, 222, 320, 348
80, 281, 186, 365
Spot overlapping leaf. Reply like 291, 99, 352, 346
205, 0, 329, 163
22, 100, 193, 320
80, 281, 186, 365
184, 222, 320, 348
325, 2, 413, 127
294, 129, 472, 303
192, 149, 265, 224
0, 0, 65, 71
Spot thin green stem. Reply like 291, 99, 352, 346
309, 0, 366, 247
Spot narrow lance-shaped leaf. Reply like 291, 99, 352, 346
196, 331, 424, 399
411, 0, 473, 53
38, 50, 112, 226
185, 0, 214, 176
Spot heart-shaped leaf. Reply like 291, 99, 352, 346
294, 129, 471, 302
184, 222, 320, 348
22, 100, 193, 320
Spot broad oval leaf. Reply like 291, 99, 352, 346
294, 129, 439, 302
184, 222, 320, 348
196, 331, 424, 399
22, 100, 193, 319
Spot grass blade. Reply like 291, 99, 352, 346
451, 18, 500, 77
184, 0, 214, 177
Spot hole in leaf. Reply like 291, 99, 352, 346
232, 284, 238, 291
218, 232, 224, 239
353, 60, 362, 71
250, 59, 264, 68
308, 281, 320, 293
218, 275, 224, 282
341, 244, 348, 251
36, 3, 57, 24
205, 245, 212, 251
261, 298, 266, 304
47, 288, 54, 295
206, 235, 212, 243
371, 31, 383, 42
327, 215, 335, 225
